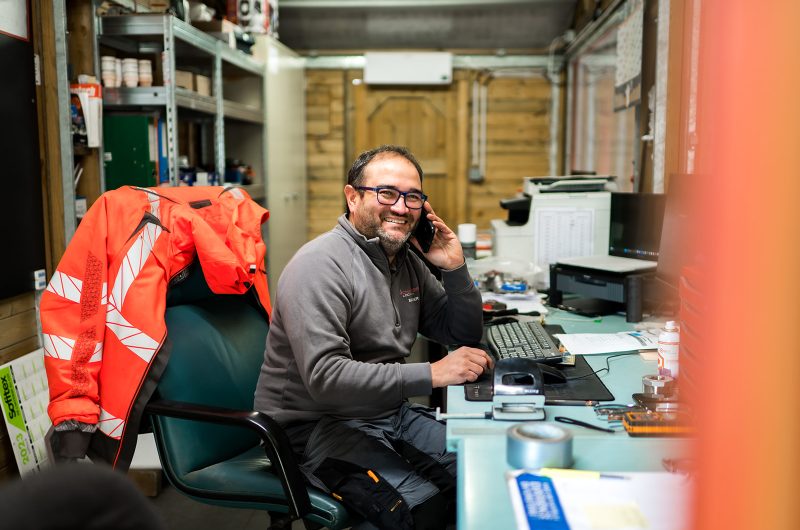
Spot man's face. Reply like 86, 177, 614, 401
346, 154, 423, 257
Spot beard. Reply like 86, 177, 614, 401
357, 215, 413, 257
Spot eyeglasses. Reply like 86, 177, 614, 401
356, 186, 428, 209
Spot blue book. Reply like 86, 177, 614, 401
156, 117, 169, 185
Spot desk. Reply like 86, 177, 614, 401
446, 309, 689, 529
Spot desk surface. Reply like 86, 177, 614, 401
446, 309, 689, 529
446, 309, 649, 450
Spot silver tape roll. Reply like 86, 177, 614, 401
642, 374, 675, 397
507, 423, 573, 469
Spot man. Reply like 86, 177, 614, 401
254, 145, 491, 529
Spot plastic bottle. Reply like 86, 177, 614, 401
657, 321, 680, 378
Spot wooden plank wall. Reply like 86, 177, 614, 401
467, 74, 553, 228
0, 0, 58, 483
68, 0, 103, 207
304, 69, 555, 239
306, 70, 347, 240
0, 293, 41, 480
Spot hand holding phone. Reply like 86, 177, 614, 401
412, 214, 436, 253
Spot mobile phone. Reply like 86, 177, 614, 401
412, 215, 436, 253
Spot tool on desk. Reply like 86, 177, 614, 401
554, 416, 617, 433
632, 391, 682, 413
545, 399, 598, 407
642, 374, 675, 397
507, 423, 573, 469
594, 403, 646, 421
622, 411, 692, 437
492, 358, 546, 421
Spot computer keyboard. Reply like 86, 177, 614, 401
486, 320, 562, 363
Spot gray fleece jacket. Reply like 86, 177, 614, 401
253, 214, 483, 425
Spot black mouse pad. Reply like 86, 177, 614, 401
463, 355, 615, 404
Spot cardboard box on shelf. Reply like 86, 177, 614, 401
143, 0, 170, 12
193, 19, 239, 49
195, 74, 211, 96
174, 70, 193, 90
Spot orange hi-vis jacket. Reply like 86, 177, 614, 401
40, 186, 271, 469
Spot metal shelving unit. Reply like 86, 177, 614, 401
104, 86, 218, 115
223, 100, 265, 124
97, 14, 267, 193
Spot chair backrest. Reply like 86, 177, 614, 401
153, 268, 269, 476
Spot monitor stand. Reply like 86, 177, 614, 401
555, 297, 623, 318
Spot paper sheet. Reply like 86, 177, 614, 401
554, 331, 658, 356
481, 291, 549, 315
507, 470, 690, 530
534, 207, 595, 276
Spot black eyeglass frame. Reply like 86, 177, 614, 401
355, 186, 428, 209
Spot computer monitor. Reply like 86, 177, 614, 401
608, 192, 666, 261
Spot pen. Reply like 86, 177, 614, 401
545, 399, 598, 407
554, 416, 616, 433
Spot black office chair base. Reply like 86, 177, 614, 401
268, 512, 323, 530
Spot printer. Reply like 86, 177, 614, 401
490, 175, 617, 288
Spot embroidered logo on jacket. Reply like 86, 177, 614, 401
400, 287, 420, 303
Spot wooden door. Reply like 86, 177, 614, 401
351, 79, 467, 226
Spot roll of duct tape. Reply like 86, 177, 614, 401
642, 374, 675, 397
506, 423, 573, 469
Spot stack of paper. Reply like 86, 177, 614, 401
481, 291, 549, 315
554, 331, 658, 356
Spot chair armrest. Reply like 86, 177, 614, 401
145, 399, 312, 518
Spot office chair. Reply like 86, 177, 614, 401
145, 264, 351, 529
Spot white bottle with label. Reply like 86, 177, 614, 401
657, 321, 680, 378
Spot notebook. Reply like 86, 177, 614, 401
557, 192, 665, 273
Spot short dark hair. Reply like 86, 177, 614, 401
346, 145, 424, 188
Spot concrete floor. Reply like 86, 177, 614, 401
148, 483, 308, 530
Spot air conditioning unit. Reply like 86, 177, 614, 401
364, 52, 453, 85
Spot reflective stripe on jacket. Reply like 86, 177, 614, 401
41, 185, 271, 468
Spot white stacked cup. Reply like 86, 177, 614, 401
121, 58, 139, 87
138, 59, 153, 87
101, 55, 117, 87
115, 58, 122, 88
458, 223, 478, 260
